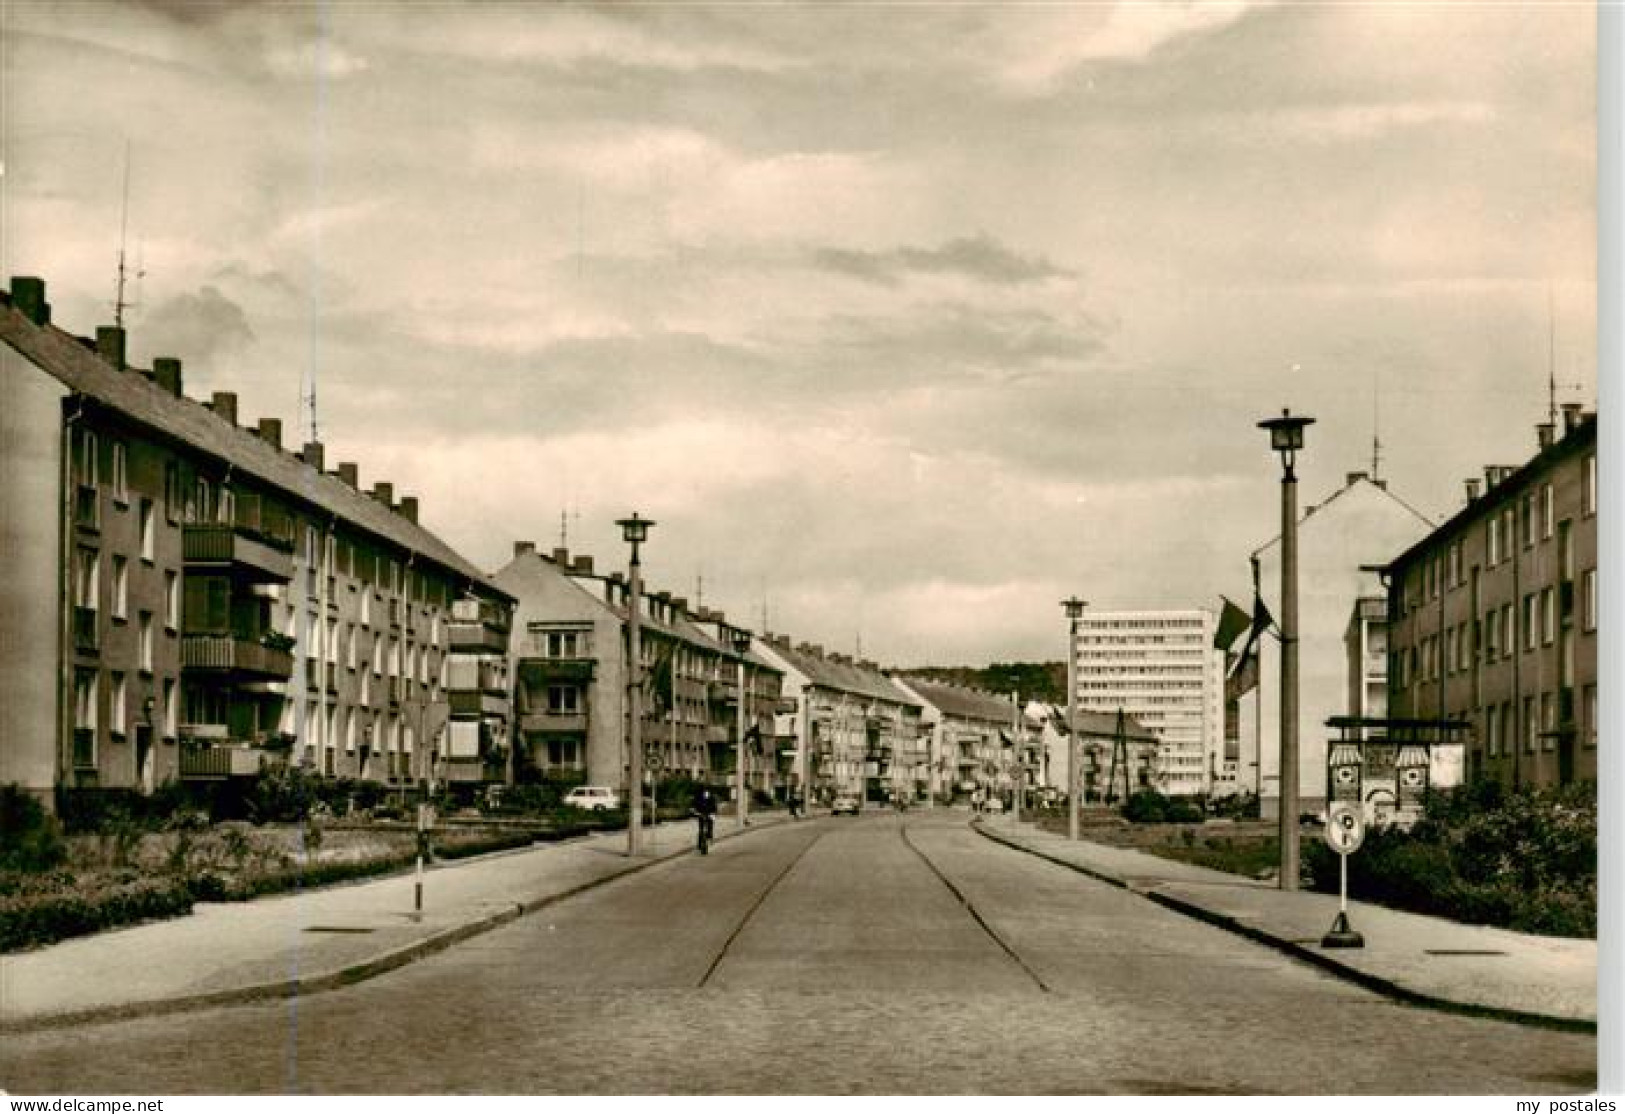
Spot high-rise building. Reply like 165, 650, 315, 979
1072, 610, 1223, 797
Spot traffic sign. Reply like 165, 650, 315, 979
644, 748, 664, 774
1324, 802, 1365, 855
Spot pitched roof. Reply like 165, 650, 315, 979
1028, 702, 1158, 743
1249, 474, 1433, 561
1, 298, 509, 598
759, 640, 922, 707
896, 676, 1014, 725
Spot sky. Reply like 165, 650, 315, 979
0, 1, 1600, 666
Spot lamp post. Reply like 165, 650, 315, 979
730, 627, 751, 828
1061, 596, 1087, 842
1258, 408, 1313, 891
617, 513, 655, 856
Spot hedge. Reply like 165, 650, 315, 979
0, 876, 194, 952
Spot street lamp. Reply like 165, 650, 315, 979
730, 627, 751, 829
617, 513, 656, 856
1258, 408, 1313, 891
1061, 596, 1087, 842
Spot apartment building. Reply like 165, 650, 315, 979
489, 543, 784, 796
1385, 411, 1598, 789
753, 639, 925, 805
1023, 702, 1159, 802
894, 678, 1016, 804
1073, 610, 1223, 797
0, 277, 515, 804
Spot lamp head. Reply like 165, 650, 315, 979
1061, 596, 1088, 620
616, 513, 655, 546
1258, 408, 1314, 454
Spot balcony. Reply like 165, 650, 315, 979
447, 657, 507, 694
183, 524, 294, 582
517, 657, 595, 684
179, 744, 267, 780
447, 621, 508, 654
73, 606, 99, 654
451, 597, 510, 632
182, 634, 293, 678
450, 690, 508, 718
519, 710, 588, 735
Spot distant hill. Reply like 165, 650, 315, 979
899, 662, 1065, 705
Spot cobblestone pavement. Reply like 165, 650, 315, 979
1, 813, 1596, 1095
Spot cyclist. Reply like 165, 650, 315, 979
691, 784, 718, 854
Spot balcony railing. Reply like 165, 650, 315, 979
181, 634, 294, 678
518, 710, 588, 734
447, 622, 508, 654
179, 744, 266, 780
183, 524, 294, 582
73, 606, 99, 654
450, 597, 510, 632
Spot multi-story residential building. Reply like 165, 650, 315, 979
0, 277, 515, 805
894, 678, 1016, 805
753, 638, 924, 805
490, 544, 784, 797
1241, 471, 1434, 817
1024, 702, 1160, 803
1384, 411, 1598, 789
1072, 610, 1224, 797
1344, 595, 1389, 727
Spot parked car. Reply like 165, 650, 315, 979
981, 797, 1005, 814
831, 794, 862, 816
563, 786, 622, 812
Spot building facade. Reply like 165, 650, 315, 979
0, 277, 514, 804
1241, 472, 1434, 817
753, 639, 925, 805
1384, 412, 1598, 790
894, 678, 1017, 805
490, 543, 784, 798
1072, 610, 1224, 797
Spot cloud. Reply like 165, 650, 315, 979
811, 234, 1073, 287
135, 285, 255, 368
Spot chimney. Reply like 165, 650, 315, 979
301, 441, 325, 472
153, 357, 183, 397
1345, 471, 1368, 486
572, 555, 594, 575
257, 417, 282, 449
398, 496, 419, 524
1562, 402, 1584, 434
96, 326, 127, 370
211, 391, 238, 426
552, 547, 569, 564
337, 462, 359, 488
1465, 477, 1482, 503
513, 540, 536, 559
372, 481, 393, 506
10, 277, 50, 326
672, 597, 688, 613
1537, 422, 1555, 450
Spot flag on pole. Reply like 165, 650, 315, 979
1214, 596, 1252, 651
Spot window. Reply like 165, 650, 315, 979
1485, 705, 1499, 757
163, 678, 177, 739
165, 571, 179, 631
1540, 693, 1556, 751
1521, 493, 1534, 549
326, 619, 339, 665
1541, 588, 1555, 645
547, 685, 580, 714
73, 670, 98, 766
75, 428, 99, 486
139, 499, 155, 562
347, 624, 358, 670
1541, 484, 1554, 539
1583, 568, 1597, 632
1523, 595, 1538, 651
138, 612, 154, 673
164, 461, 182, 523
1485, 609, 1499, 659
74, 547, 99, 611
1583, 685, 1597, 748
1488, 516, 1501, 566
218, 485, 235, 525
112, 556, 128, 621
1502, 603, 1515, 659
1583, 454, 1597, 517
1523, 696, 1537, 753
111, 442, 128, 504
110, 671, 127, 736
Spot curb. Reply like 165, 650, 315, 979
972, 821, 1596, 1035
2, 817, 785, 1035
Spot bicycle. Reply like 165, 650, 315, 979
691, 809, 715, 855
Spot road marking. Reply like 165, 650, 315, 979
697, 828, 827, 988
899, 822, 1051, 994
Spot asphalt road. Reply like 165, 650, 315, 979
1, 812, 1597, 1095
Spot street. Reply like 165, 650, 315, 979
2, 813, 1596, 1095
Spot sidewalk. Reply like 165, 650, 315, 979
976, 816, 1597, 1031
1, 812, 785, 1033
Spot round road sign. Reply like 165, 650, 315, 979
1324, 802, 1365, 855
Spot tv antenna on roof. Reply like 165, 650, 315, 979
112, 141, 145, 331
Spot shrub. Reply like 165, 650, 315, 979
0, 876, 193, 952
0, 785, 67, 873
1122, 790, 1167, 823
